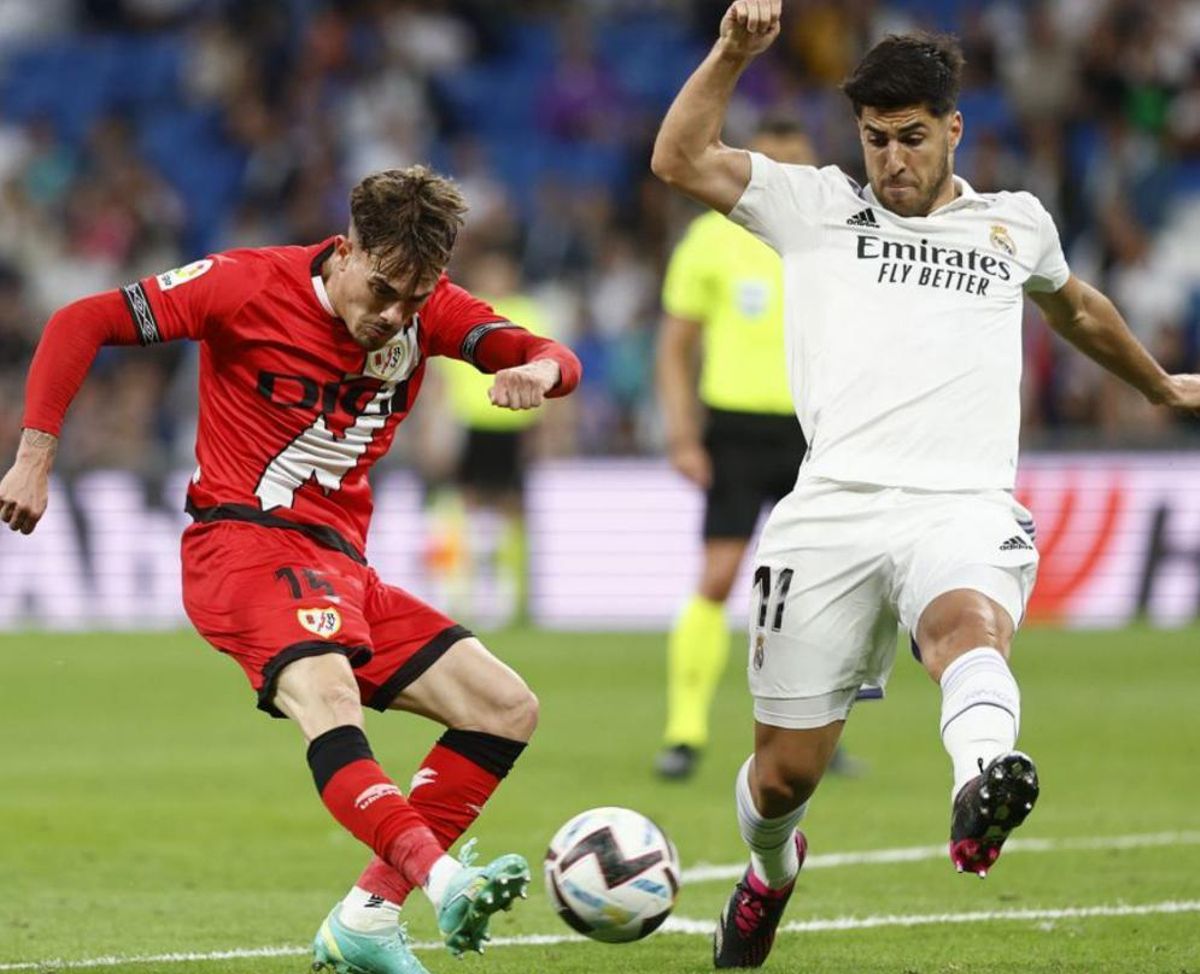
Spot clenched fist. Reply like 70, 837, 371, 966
719, 0, 782, 60
488, 358, 561, 410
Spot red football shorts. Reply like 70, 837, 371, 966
181, 520, 470, 717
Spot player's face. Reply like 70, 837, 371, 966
331, 238, 442, 351
858, 105, 962, 218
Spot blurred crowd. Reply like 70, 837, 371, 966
2, 0, 1200, 478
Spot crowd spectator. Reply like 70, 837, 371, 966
2, 0, 1200, 474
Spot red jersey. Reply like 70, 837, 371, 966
74, 239, 575, 561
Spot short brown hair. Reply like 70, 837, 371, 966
841, 32, 964, 118
349, 165, 468, 282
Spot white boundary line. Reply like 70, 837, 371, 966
3, 902, 1198, 971
663, 899, 1200, 935
682, 829, 1200, 882
2, 830, 1196, 972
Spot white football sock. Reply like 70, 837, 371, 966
423, 854, 461, 910
735, 756, 807, 890
339, 885, 401, 933
939, 647, 1020, 800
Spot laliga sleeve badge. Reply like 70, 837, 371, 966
297, 606, 342, 639
156, 259, 214, 291
365, 321, 420, 381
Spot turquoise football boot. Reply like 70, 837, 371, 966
437, 838, 531, 956
312, 903, 430, 974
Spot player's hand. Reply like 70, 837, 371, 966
488, 359, 561, 410
718, 0, 782, 60
668, 440, 713, 489
1160, 373, 1200, 414
0, 430, 57, 535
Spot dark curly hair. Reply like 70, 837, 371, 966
841, 32, 965, 118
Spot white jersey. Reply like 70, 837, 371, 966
729, 153, 1071, 491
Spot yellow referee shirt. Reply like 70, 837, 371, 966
439, 294, 549, 432
662, 210, 792, 415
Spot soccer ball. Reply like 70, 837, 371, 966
543, 806, 681, 943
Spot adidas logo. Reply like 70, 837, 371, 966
846, 207, 879, 228
1000, 535, 1033, 552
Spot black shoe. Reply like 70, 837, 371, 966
654, 743, 699, 780
713, 833, 805, 969
949, 751, 1039, 877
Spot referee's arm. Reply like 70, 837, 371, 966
658, 313, 711, 488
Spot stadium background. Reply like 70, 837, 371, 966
2, 0, 1200, 631
2, 5, 1200, 974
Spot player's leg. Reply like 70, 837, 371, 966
342, 584, 532, 954
716, 480, 896, 967
715, 708, 852, 970
658, 415, 759, 779
272, 654, 462, 973
658, 537, 747, 778
180, 524, 443, 973
901, 493, 1040, 877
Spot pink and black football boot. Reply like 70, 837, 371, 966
713, 832, 806, 969
949, 751, 1039, 878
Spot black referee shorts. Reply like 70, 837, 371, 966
457, 428, 525, 494
702, 408, 807, 540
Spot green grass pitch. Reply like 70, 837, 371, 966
2, 625, 1199, 973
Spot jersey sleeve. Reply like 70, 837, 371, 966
127, 253, 265, 344
728, 152, 830, 253
1022, 196, 1071, 294
661, 218, 712, 322
421, 277, 515, 366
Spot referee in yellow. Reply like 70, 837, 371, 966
655, 114, 816, 780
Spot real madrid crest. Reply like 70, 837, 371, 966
989, 224, 1017, 257
365, 319, 421, 382
753, 632, 766, 671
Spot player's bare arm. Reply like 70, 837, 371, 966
0, 429, 57, 534
650, 0, 781, 213
487, 358, 562, 410
1029, 275, 1200, 413
657, 313, 712, 488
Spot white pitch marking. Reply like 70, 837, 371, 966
661, 899, 1200, 935
680, 830, 1200, 883
1, 831, 1197, 972
2, 902, 1199, 971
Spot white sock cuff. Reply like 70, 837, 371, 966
423, 854, 461, 910
939, 647, 1020, 738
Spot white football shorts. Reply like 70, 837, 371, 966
747, 475, 1038, 729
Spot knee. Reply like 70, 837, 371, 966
698, 563, 738, 603
698, 575, 734, 603
918, 600, 1011, 681
753, 760, 819, 817
480, 679, 539, 741
315, 679, 365, 727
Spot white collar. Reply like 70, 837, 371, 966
865, 175, 986, 217
310, 271, 337, 318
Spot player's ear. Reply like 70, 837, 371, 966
947, 111, 963, 151
333, 234, 353, 262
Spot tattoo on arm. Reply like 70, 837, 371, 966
21, 430, 58, 450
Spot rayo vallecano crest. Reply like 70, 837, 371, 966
365, 320, 421, 382
297, 606, 342, 639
